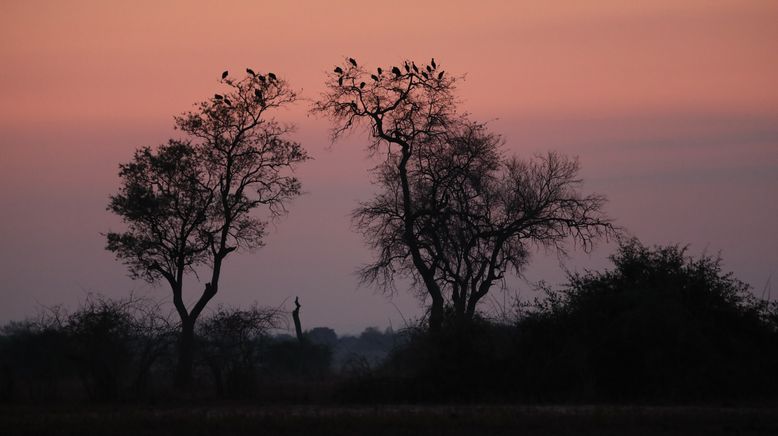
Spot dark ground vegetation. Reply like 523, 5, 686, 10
2, 404, 777, 436
2, 240, 777, 433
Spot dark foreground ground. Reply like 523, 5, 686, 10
2, 404, 777, 436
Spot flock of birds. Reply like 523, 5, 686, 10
210, 58, 444, 105
334, 58, 444, 88
212, 69, 277, 106
220, 68, 277, 83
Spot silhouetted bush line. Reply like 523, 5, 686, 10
362, 239, 778, 403
0, 297, 398, 403
2, 239, 777, 404
0, 295, 178, 403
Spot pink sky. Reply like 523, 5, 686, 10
1, 1, 776, 333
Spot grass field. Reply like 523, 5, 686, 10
2, 404, 777, 435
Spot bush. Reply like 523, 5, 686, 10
515, 239, 778, 401
197, 304, 281, 397
264, 339, 332, 380
0, 316, 72, 402
0, 295, 175, 402
345, 315, 518, 403
68, 295, 175, 401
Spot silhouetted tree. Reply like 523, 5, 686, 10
314, 58, 612, 331
107, 69, 308, 387
313, 58, 460, 332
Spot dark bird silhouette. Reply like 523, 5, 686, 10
392, 66, 401, 76
268, 72, 277, 81
377, 67, 383, 75
334, 66, 343, 74
214, 94, 223, 100
426, 65, 432, 73
338, 76, 343, 86
404, 62, 410, 72
246, 68, 255, 76
221, 71, 228, 79
349, 57, 357, 67
224, 98, 232, 106
431, 58, 436, 69
258, 75, 266, 83
438, 71, 444, 80
422, 71, 428, 79
254, 89, 262, 98
360, 81, 365, 88
412, 63, 419, 73
371, 74, 379, 81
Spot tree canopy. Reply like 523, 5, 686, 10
314, 58, 613, 330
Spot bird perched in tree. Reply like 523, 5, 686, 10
438, 71, 444, 80
338, 76, 343, 86
371, 74, 379, 81
359, 82, 365, 88
221, 71, 228, 79
422, 72, 428, 79
246, 68, 255, 76
334, 66, 343, 74
377, 67, 383, 75
431, 58, 436, 69
214, 94, 223, 100
426, 65, 432, 73
268, 72, 277, 81
254, 89, 262, 98
224, 98, 232, 106
412, 63, 419, 73
349, 57, 357, 67
404, 62, 410, 72
392, 66, 401, 76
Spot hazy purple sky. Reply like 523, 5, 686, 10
1, 1, 776, 334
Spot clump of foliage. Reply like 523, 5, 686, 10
515, 238, 778, 401
0, 295, 175, 402
197, 304, 281, 398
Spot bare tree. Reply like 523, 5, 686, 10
107, 69, 309, 387
314, 58, 613, 331
313, 57, 459, 332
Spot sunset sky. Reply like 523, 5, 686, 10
1, 0, 776, 333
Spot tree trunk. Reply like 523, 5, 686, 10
465, 296, 479, 321
429, 296, 444, 333
454, 288, 468, 326
292, 297, 304, 343
175, 317, 195, 388
394, 143, 446, 335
